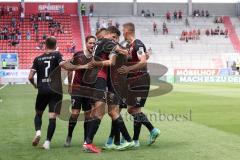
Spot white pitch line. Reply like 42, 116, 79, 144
0, 84, 8, 90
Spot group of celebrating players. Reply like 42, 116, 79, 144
28, 22, 160, 153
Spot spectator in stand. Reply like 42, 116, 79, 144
30, 14, 34, 22
215, 26, 220, 35
220, 29, 225, 35
170, 41, 174, 49
211, 29, 214, 35
33, 22, 39, 34
1, 6, 6, 16
38, 13, 42, 21
192, 30, 197, 40
10, 38, 19, 46
206, 10, 210, 17
11, 17, 16, 28
49, 27, 54, 36
20, 12, 25, 22
141, 10, 145, 17
193, 9, 200, 17
197, 29, 201, 40
89, 4, 94, 17
17, 31, 22, 40
115, 21, 120, 29
163, 22, 168, 35
107, 19, 113, 27
42, 32, 47, 40
60, 26, 65, 34
59, 6, 64, 15
96, 19, 100, 31
166, 11, 171, 22
201, 10, 205, 17
215, 16, 224, 23
26, 30, 31, 40
173, 10, 178, 22
46, 12, 50, 21
145, 10, 151, 17
0, 28, 4, 40
69, 42, 76, 53
153, 22, 158, 35
81, 4, 86, 16
9, 7, 13, 16
225, 29, 229, 38
206, 29, 210, 36
185, 18, 190, 27
178, 10, 183, 20
188, 30, 193, 40
0, 7, 3, 17
180, 31, 186, 41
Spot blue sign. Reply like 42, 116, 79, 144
1, 53, 18, 63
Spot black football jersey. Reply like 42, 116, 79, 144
71, 51, 92, 85
31, 51, 64, 94
94, 38, 118, 61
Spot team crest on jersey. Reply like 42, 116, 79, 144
122, 98, 126, 103
109, 93, 115, 101
136, 97, 142, 104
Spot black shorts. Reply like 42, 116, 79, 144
132, 85, 149, 108
71, 96, 92, 111
119, 85, 150, 108
35, 92, 63, 114
94, 77, 107, 102
120, 72, 150, 108
94, 77, 120, 105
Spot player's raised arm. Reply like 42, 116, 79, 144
92, 52, 117, 67
118, 53, 147, 74
59, 59, 93, 71
118, 44, 147, 74
114, 44, 129, 56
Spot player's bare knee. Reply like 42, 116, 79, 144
49, 112, 57, 119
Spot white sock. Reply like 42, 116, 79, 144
36, 130, 41, 137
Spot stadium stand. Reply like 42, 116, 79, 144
0, 13, 82, 69
90, 16, 236, 69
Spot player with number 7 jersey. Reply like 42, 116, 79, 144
28, 37, 91, 150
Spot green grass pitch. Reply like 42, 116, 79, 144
0, 84, 240, 160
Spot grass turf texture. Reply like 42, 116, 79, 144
0, 84, 240, 160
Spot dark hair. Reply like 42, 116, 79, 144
123, 22, 135, 33
85, 35, 96, 42
95, 28, 107, 37
45, 37, 57, 49
107, 26, 121, 37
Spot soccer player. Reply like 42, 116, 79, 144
95, 28, 107, 40
29, 37, 90, 150
83, 26, 133, 153
64, 35, 96, 147
117, 23, 160, 147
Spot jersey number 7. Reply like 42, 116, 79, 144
44, 61, 51, 77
